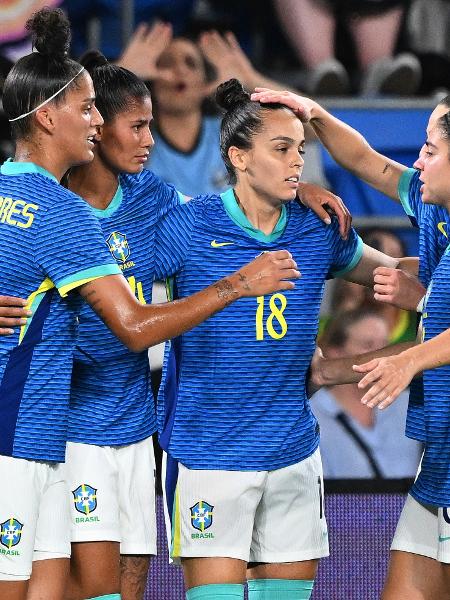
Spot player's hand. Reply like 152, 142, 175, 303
116, 21, 174, 81
232, 250, 300, 297
0, 295, 31, 335
373, 267, 426, 311
297, 182, 352, 239
199, 30, 258, 94
353, 353, 416, 409
251, 88, 316, 123
308, 346, 326, 395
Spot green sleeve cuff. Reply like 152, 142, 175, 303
331, 236, 364, 278
397, 168, 416, 217
57, 263, 121, 297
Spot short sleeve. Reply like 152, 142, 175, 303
136, 169, 184, 220
153, 201, 197, 280
34, 195, 121, 297
398, 168, 419, 220
329, 224, 364, 278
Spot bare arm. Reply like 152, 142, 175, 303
355, 326, 450, 408
310, 341, 415, 387
79, 250, 299, 352
250, 89, 407, 200
342, 243, 399, 287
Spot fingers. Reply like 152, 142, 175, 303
352, 359, 379, 374
0, 295, 28, 307
325, 194, 351, 239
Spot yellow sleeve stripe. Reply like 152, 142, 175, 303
19, 278, 55, 344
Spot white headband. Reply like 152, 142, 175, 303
9, 66, 85, 122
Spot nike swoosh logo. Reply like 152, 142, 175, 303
437, 221, 448, 238
210, 240, 235, 248
438, 535, 450, 542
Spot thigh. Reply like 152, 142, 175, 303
26, 558, 69, 600
0, 456, 44, 582
116, 437, 157, 556
382, 550, 450, 600
67, 541, 120, 600
66, 442, 120, 544
163, 454, 265, 562
182, 557, 247, 589
120, 555, 151, 600
249, 449, 328, 564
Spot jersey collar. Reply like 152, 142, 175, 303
89, 183, 123, 218
220, 188, 287, 242
1, 158, 58, 183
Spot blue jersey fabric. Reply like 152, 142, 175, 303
411, 248, 450, 506
155, 189, 362, 471
398, 168, 449, 443
0, 161, 121, 462
68, 170, 182, 446
146, 117, 228, 196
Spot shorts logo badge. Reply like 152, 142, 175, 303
72, 484, 98, 515
107, 231, 130, 263
0, 518, 23, 548
190, 500, 214, 532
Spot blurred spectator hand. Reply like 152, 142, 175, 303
373, 266, 426, 311
116, 21, 174, 81
199, 30, 259, 93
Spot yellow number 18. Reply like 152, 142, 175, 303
255, 293, 288, 340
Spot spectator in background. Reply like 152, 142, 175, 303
273, 0, 421, 96
312, 309, 421, 479
61, 0, 196, 59
124, 26, 306, 196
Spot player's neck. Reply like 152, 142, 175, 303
330, 384, 375, 428
66, 161, 119, 210
14, 140, 68, 182
156, 110, 202, 153
233, 184, 282, 235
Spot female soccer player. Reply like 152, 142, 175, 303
254, 88, 450, 598
1, 48, 349, 600
0, 10, 298, 600
154, 78, 405, 600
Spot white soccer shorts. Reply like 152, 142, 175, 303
163, 448, 329, 563
0, 456, 70, 581
391, 493, 450, 564
66, 437, 157, 555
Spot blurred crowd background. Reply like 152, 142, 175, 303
1, 0, 446, 481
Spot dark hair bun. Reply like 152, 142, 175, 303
79, 50, 108, 73
215, 78, 249, 111
26, 7, 71, 60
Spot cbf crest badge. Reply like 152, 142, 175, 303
106, 231, 130, 263
190, 500, 214, 532
72, 484, 98, 515
0, 518, 23, 548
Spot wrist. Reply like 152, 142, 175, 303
222, 273, 244, 302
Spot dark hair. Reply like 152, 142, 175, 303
320, 308, 384, 350
3, 8, 84, 139
215, 78, 292, 185
80, 50, 150, 123
437, 111, 450, 146
438, 95, 450, 109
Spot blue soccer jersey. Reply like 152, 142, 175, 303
146, 117, 228, 196
68, 169, 183, 446
398, 168, 449, 442
0, 161, 121, 462
154, 189, 362, 471
410, 249, 450, 506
